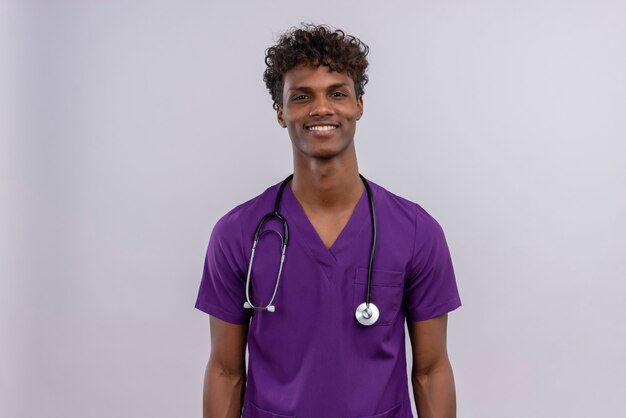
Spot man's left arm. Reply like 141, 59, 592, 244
407, 312, 456, 418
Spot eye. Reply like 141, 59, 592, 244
291, 94, 309, 101
331, 91, 348, 98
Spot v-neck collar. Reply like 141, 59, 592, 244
282, 183, 370, 281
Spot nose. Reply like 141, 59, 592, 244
309, 95, 334, 117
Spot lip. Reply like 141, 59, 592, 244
304, 122, 340, 137
304, 121, 340, 129
306, 127, 338, 138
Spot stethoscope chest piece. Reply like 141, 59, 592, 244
355, 302, 379, 326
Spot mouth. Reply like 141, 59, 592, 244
305, 123, 340, 133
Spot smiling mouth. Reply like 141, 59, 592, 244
306, 124, 339, 131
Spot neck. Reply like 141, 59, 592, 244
290, 151, 364, 210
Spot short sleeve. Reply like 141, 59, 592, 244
403, 208, 462, 322
195, 213, 252, 325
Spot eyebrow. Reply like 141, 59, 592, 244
287, 82, 351, 92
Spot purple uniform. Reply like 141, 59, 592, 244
195, 180, 462, 418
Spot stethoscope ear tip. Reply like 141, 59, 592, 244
244, 301, 252, 309
267, 305, 276, 312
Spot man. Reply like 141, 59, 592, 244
196, 24, 462, 418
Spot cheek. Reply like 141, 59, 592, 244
344, 106, 361, 121
346, 112, 360, 124
286, 125, 304, 142
286, 121, 301, 132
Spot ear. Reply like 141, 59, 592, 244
276, 105, 287, 128
356, 95, 364, 121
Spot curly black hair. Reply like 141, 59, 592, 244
264, 24, 369, 110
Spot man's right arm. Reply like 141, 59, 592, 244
203, 316, 249, 418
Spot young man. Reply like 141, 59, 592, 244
196, 24, 462, 418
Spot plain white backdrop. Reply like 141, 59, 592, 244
2, 1, 625, 417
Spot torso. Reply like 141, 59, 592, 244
196, 179, 462, 418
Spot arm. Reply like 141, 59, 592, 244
407, 313, 456, 418
203, 316, 248, 418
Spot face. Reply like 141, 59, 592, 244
277, 65, 363, 161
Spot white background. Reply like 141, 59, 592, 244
2, 1, 625, 417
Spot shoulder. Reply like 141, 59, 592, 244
211, 182, 281, 241
369, 180, 443, 235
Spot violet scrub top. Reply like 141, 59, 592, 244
195, 180, 462, 418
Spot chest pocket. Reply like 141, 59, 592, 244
353, 268, 404, 326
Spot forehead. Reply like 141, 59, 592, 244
283, 65, 355, 91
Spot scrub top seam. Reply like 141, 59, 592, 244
409, 204, 419, 281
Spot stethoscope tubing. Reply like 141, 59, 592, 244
360, 174, 376, 307
244, 176, 292, 311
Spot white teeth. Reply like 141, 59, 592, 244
308, 125, 336, 131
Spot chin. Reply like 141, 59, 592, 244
305, 145, 344, 160
292, 136, 353, 161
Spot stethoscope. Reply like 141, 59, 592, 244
243, 174, 380, 326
